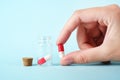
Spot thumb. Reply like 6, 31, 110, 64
61, 46, 107, 65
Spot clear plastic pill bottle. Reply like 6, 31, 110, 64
37, 36, 52, 66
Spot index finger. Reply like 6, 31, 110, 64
56, 13, 81, 44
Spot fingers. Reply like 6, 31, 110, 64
77, 22, 103, 49
56, 4, 118, 45
76, 24, 96, 49
56, 6, 108, 45
60, 47, 106, 65
56, 13, 81, 44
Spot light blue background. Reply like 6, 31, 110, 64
1, 0, 120, 80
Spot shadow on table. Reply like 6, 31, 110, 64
52, 61, 120, 66
32, 64, 38, 66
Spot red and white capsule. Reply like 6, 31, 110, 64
38, 54, 51, 65
58, 43, 65, 58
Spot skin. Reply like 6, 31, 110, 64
56, 4, 120, 66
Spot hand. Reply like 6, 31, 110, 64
56, 4, 120, 65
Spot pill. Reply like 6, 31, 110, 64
58, 43, 65, 58
38, 54, 51, 65
58, 44, 64, 51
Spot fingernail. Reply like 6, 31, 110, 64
63, 58, 73, 65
